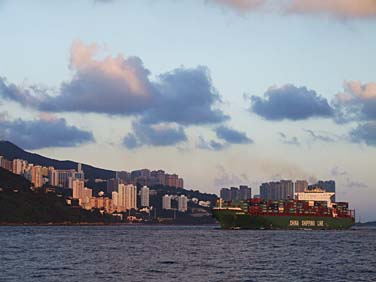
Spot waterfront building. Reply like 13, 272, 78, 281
1, 157, 13, 172
260, 180, 294, 201
96, 197, 104, 209
239, 185, 252, 200
151, 170, 166, 186
131, 169, 151, 185
230, 187, 239, 201
72, 179, 85, 200
140, 186, 150, 207
12, 159, 27, 175
118, 184, 137, 211
178, 195, 188, 212
220, 188, 231, 201
177, 178, 184, 188
116, 171, 131, 183
295, 180, 308, 193
162, 194, 172, 210
165, 174, 179, 187
112, 191, 118, 210
50, 169, 76, 187
83, 187, 92, 201
31, 165, 43, 188
220, 186, 251, 201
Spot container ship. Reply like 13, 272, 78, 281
212, 188, 355, 230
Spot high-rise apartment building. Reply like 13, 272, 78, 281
162, 194, 172, 210
151, 170, 166, 186
50, 169, 76, 187
178, 195, 188, 212
118, 184, 137, 211
165, 174, 179, 187
220, 186, 252, 201
238, 185, 252, 200
1, 157, 13, 172
177, 178, 184, 189
260, 180, 294, 201
230, 187, 239, 201
31, 165, 43, 188
295, 180, 308, 193
116, 171, 131, 183
112, 191, 118, 210
12, 159, 27, 175
220, 188, 231, 201
72, 179, 85, 200
140, 186, 150, 207
280, 180, 294, 199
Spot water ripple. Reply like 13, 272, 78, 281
0, 226, 375, 282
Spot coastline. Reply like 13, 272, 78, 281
0, 222, 220, 227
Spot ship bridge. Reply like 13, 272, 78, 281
294, 188, 335, 208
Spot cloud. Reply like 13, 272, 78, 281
93, 0, 115, 3
0, 77, 45, 108
303, 129, 339, 142
287, 0, 376, 19
278, 132, 300, 145
213, 165, 250, 187
40, 40, 154, 115
350, 122, 376, 146
215, 125, 253, 144
330, 166, 368, 189
331, 166, 348, 177
1, 41, 228, 127
249, 84, 334, 121
140, 66, 228, 125
209, 0, 376, 19
123, 122, 187, 149
122, 133, 139, 150
331, 81, 376, 147
333, 81, 376, 123
0, 117, 94, 150
1, 41, 229, 149
343, 178, 369, 189
209, 0, 266, 13
196, 136, 227, 151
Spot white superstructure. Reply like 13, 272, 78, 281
295, 188, 335, 207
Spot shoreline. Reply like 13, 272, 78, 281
0, 222, 220, 227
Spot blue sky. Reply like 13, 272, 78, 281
0, 0, 376, 220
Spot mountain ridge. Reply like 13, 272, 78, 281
0, 140, 115, 180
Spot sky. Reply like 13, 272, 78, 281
0, 0, 375, 220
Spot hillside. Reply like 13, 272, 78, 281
354, 221, 376, 227
0, 167, 31, 192
0, 141, 115, 180
0, 168, 118, 224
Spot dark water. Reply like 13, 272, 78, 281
0, 226, 375, 282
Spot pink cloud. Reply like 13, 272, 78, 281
69, 40, 151, 97
344, 81, 376, 99
210, 0, 266, 13
209, 0, 376, 19
287, 0, 376, 19
38, 112, 58, 122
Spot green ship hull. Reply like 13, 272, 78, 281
212, 208, 355, 230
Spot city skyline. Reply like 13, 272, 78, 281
0, 0, 375, 220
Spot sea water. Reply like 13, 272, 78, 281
0, 225, 375, 282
